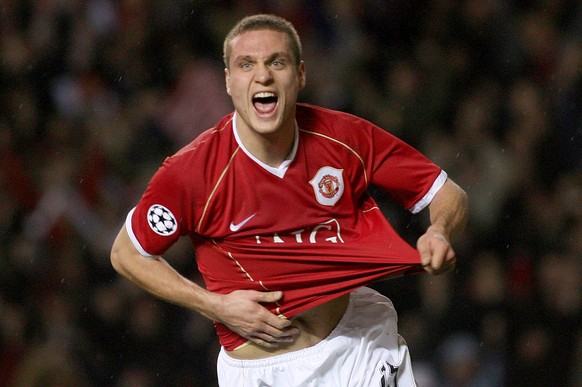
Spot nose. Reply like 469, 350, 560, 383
254, 64, 273, 84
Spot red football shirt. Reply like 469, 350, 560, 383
127, 104, 446, 350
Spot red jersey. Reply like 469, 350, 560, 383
127, 104, 446, 350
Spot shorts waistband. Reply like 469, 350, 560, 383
218, 293, 356, 368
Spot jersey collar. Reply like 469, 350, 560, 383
232, 112, 299, 178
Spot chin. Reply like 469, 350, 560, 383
251, 116, 281, 134
252, 125, 279, 135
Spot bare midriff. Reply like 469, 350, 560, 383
226, 294, 350, 360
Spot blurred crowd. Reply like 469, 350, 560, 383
0, 1, 580, 386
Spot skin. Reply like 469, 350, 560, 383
418, 178, 468, 275
110, 27, 468, 359
225, 29, 306, 167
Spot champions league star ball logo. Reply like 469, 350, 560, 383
147, 204, 178, 236
310, 166, 344, 206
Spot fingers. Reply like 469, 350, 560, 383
250, 336, 291, 349
418, 233, 441, 267
418, 232, 457, 275
249, 324, 299, 348
249, 290, 298, 331
425, 255, 456, 275
253, 312, 300, 347
219, 290, 300, 348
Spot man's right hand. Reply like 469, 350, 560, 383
210, 290, 300, 348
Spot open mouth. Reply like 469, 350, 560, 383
252, 92, 278, 115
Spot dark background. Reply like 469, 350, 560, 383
1, 1, 580, 386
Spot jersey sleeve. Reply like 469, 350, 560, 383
368, 124, 445, 213
126, 157, 190, 257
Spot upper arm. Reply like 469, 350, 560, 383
110, 224, 150, 275
367, 125, 443, 210
129, 158, 191, 257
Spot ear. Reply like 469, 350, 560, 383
298, 61, 306, 91
224, 68, 231, 95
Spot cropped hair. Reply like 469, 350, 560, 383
223, 14, 302, 68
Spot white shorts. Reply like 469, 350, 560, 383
217, 287, 417, 387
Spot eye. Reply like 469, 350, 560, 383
271, 60, 285, 69
241, 62, 253, 70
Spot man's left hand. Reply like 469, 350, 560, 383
416, 230, 456, 275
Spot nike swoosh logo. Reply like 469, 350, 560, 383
229, 213, 256, 232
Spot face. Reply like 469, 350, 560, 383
225, 29, 306, 138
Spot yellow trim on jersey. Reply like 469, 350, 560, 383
196, 146, 240, 233
299, 129, 369, 186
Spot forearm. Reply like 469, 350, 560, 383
427, 179, 468, 240
110, 228, 220, 321
416, 178, 467, 274
110, 227, 298, 347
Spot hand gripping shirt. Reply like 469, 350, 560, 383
126, 103, 447, 350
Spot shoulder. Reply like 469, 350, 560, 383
296, 103, 379, 137
297, 103, 371, 128
166, 113, 235, 164
148, 113, 235, 189
296, 103, 383, 148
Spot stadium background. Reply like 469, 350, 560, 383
0, 1, 580, 386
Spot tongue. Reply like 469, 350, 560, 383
254, 100, 277, 114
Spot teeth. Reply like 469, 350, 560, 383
253, 92, 276, 98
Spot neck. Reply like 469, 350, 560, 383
253, 131, 295, 167
235, 119, 296, 168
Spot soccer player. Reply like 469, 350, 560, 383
110, 14, 468, 386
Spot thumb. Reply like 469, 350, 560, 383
254, 290, 283, 303
417, 238, 432, 267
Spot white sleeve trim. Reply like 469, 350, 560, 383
125, 207, 156, 258
408, 170, 448, 214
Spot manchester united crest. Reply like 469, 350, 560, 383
310, 166, 344, 206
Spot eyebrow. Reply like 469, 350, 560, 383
234, 51, 292, 64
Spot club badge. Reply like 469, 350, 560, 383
309, 166, 344, 206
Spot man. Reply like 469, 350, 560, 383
110, 14, 468, 386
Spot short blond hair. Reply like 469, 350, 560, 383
223, 14, 302, 69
